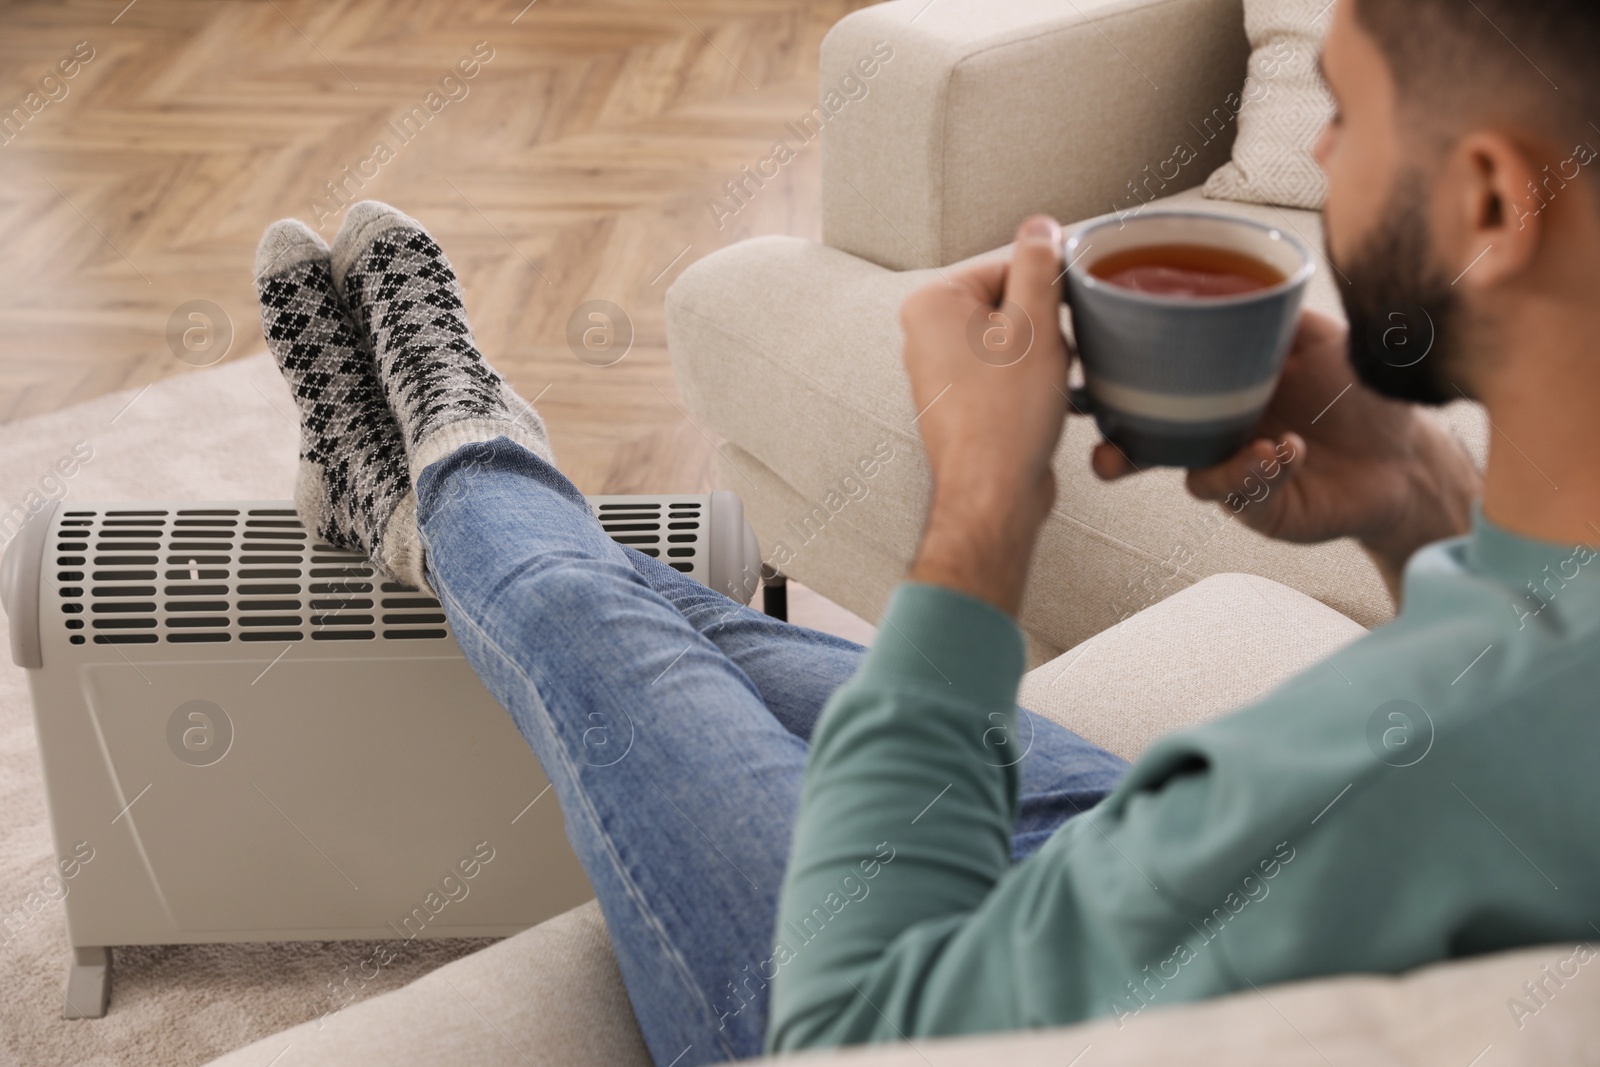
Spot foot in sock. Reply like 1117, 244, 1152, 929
329, 200, 553, 480
254, 219, 429, 589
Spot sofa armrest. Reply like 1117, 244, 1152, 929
820, 0, 1251, 269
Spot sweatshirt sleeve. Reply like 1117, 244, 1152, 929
765, 581, 1031, 1051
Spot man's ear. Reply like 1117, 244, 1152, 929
1439, 130, 1545, 291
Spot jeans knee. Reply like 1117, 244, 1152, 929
494, 555, 643, 620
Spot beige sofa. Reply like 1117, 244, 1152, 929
204, 0, 1595, 1063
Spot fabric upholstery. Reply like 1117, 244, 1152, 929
1018, 572, 1366, 759
202, 575, 1600, 1066
668, 185, 1490, 658
203, 900, 649, 1067
819, 0, 1251, 269
1203, 0, 1337, 209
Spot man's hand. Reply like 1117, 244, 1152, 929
1092, 309, 1482, 599
904, 216, 1072, 617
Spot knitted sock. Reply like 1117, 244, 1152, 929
255, 219, 429, 589
330, 200, 553, 481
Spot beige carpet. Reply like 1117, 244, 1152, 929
0, 355, 511, 1067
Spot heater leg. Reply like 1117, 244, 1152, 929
63, 945, 110, 1019
761, 566, 788, 622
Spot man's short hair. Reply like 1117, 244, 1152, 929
1353, 0, 1598, 149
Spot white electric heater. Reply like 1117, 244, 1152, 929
1, 494, 761, 1018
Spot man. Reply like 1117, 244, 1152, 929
768, 0, 1600, 1050
251, 0, 1598, 1063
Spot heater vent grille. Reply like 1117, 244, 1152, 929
594, 500, 703, 573
53, 509, 449, 645
38, 494, 734, 654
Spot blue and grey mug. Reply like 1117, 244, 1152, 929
1062, 211, 1315, 468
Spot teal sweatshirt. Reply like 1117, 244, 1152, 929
767, 513, 1600, 1051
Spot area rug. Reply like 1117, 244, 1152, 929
0, 356, 500, 1067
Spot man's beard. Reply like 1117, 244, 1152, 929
1331, 172, 1462, 406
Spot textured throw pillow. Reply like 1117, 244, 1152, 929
1203, 0, 1335, 210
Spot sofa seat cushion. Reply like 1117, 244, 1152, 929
1019, 571, 1366, 760
667, 186, 1488, 658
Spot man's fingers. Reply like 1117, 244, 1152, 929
1090, 441, 1138, 480
930, 217, 1062, 337
956, 256, 1010, 304
1185, 436, 1290, 501
902, 256, 1009, 332
1294, 306, 1348, 349
1001, 216, 1064, 322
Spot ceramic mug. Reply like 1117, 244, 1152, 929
1062, 211, 1315, 468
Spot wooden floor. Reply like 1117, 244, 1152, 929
0, 0, 868, 493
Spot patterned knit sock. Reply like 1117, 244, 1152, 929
330, 200, 553, 481
255, 219, 429, 589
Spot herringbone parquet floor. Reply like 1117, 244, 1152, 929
0, 0, 870, 493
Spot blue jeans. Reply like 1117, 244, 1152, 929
417, 438, 1129, 1066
